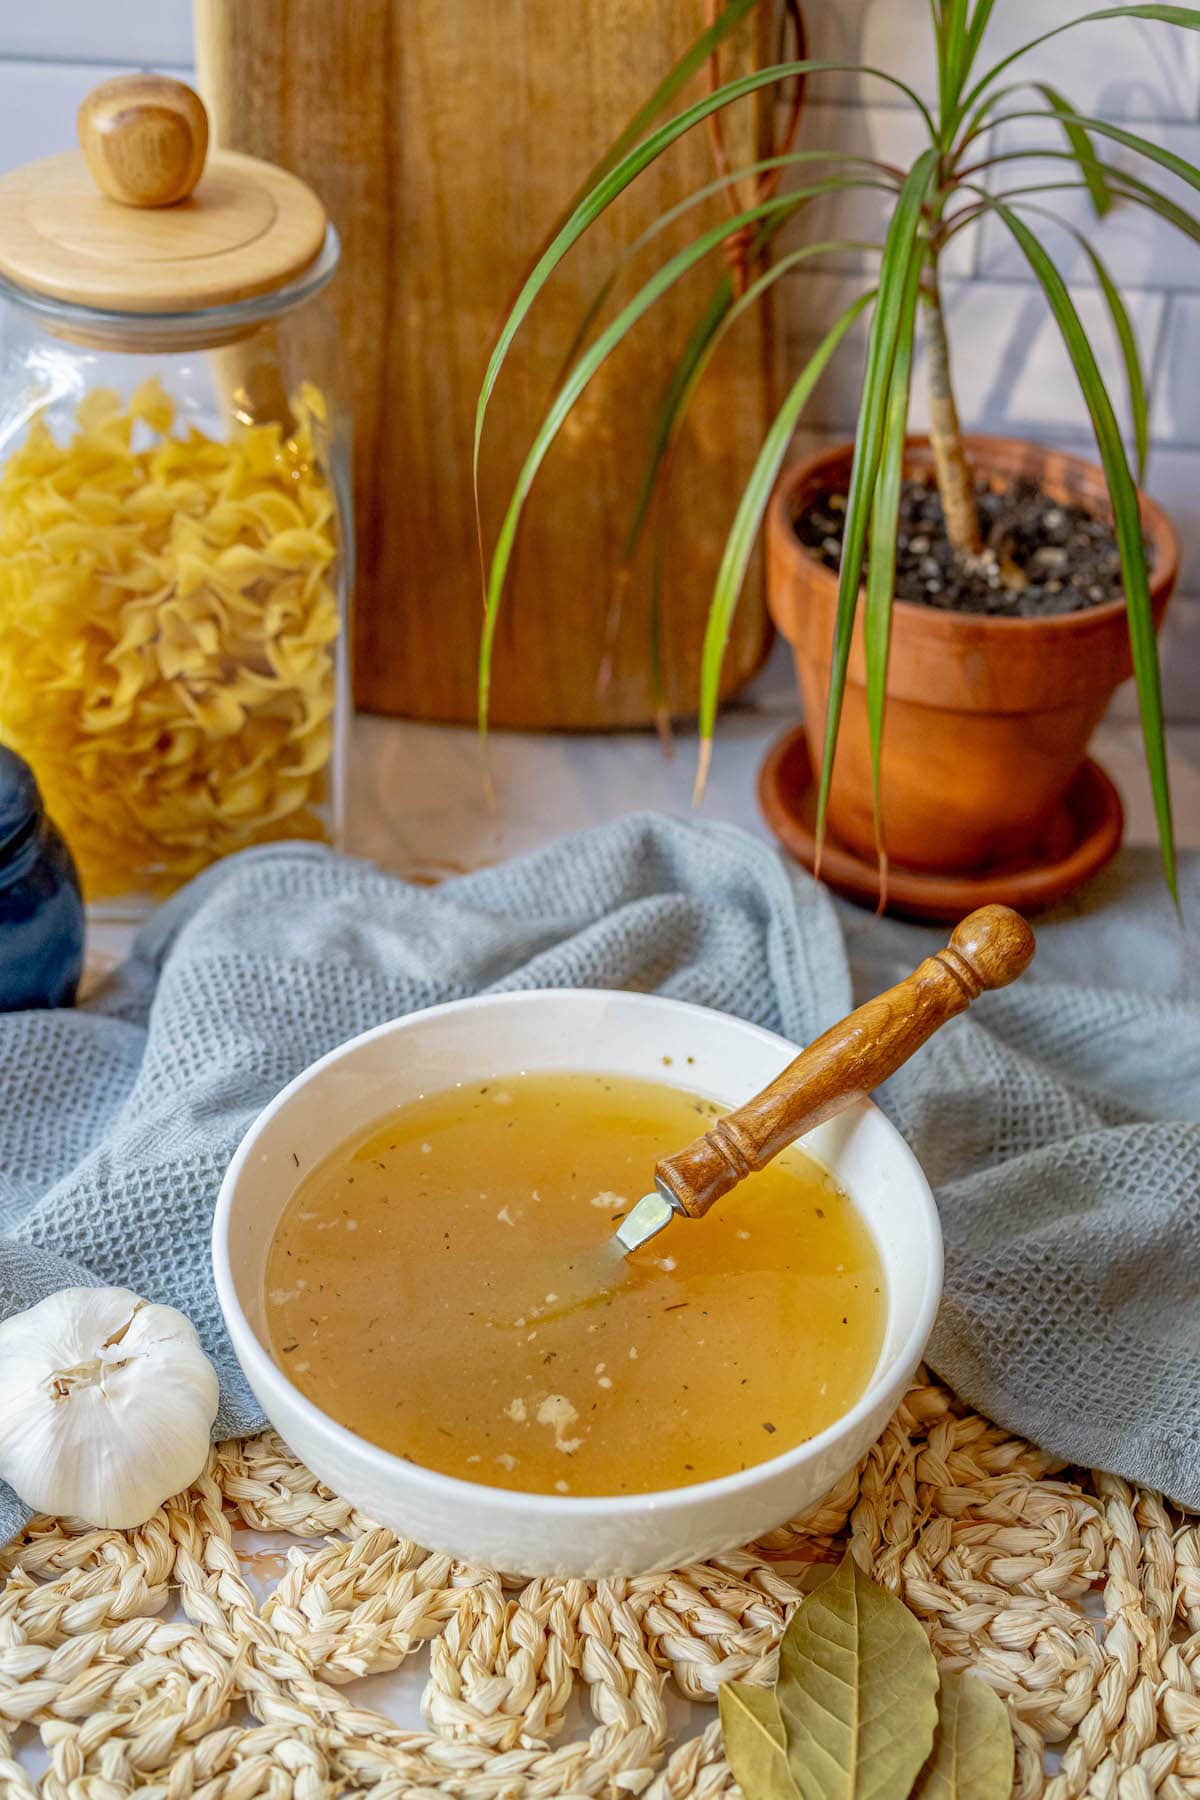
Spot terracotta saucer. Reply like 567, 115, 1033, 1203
757, 725, 1124, 923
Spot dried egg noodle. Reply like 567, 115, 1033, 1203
0, 379, 338, 898
266, 1072, 887, 1497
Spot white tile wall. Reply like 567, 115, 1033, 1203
785, 271, 1167, 443
1144, 446, 1200, 589
1151, 295, 1200, 447
0, 3, 191, 70
0, 2, 1196, 720
975, 118, 1200, 291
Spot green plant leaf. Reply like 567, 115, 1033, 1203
596, 271, 730, 725
720, 1680, 797, 1800
474, 54, 936, 487
936, 0, 1000, 129
813, 149, 939, 853
991, 199, 1177, 900
478, 179, 881, 733
581, 226, 871, 719
628, 236, 880, 567
693, 288, 875, 792
1034, 82, 1114, 215
554, 182, 742, 398
931, 0, 997, 138
963, 0, 997, 72
1070, 161, 1200, 241
624, 275, 737, 563
777, 1552, 939, 1800
987, 108, 1200, 197
623, 239, 879, 729
863, 253, 921, 863
554, 150, 883, 389
1024, 212, 1149, 482
500, 0, 762, 411
530, 0, 771, 402
954, 77, 1032, 149
951, 153, 1200, 245
957, 190, 1150, 482
935, 1, 957, 134
647, 512, 670, 737
911, 1671, 1014, 1800
940, 0, 972, 134
478, 187, 795, 731
958, 7, 1200, 131
1072, 242, 1150, 485
569, 0, 761, 198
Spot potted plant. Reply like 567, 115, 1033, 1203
475, 0, 1200, 904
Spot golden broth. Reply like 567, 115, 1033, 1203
265, 1071, 886, 1496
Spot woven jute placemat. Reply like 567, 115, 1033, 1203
2, 1368, 1197, 1799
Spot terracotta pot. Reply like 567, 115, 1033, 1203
766, 435, 1179, 874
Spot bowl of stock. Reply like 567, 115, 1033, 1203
212, 986, 945, 1578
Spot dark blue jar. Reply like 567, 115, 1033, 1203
0, 746, 84, 1010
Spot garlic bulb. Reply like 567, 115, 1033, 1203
0, 1287, 219, 1528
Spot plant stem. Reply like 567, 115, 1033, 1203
924, 263, 982, 552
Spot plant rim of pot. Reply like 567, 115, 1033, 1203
768, 433, 1180, 646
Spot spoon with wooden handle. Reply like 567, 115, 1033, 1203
615, 903, 1035, 1253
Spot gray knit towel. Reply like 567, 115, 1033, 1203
0, 812, 1195, 1544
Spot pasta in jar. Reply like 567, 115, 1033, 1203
0, 378, 340, 900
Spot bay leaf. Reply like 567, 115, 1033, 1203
719, 1679, 798, 1800
911, 1669, 1014, 1800
777, 1551, 939, 1800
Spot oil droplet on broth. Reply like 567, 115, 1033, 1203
265, 1072, 887, 1496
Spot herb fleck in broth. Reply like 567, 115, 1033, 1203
265, 1072, 887, 1496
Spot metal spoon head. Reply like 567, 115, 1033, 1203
615, 1189, 676, 1254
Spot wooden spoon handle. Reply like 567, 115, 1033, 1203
655, 903, 1035, 1221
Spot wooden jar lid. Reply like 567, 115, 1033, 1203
0, 74, 327, 316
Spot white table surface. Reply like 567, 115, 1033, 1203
83, 640, 1200, 976
344, 640, 1200, 882
33, 641, 1197, 1778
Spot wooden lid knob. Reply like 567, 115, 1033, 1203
0, 78, 326, 322
78, 74, 209, 208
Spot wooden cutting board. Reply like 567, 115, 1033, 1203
195, 0, 783, 727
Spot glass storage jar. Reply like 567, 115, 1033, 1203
0, 74, 349, 913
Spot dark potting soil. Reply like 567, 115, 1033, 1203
791, 474, 1130, 618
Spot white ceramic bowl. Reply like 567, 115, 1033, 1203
213, 989, 942, 1577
